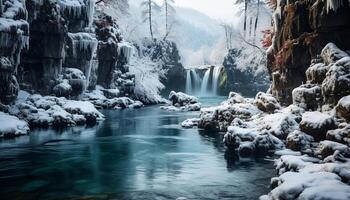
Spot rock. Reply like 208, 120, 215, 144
255, 92, 281, 113
322, 57, 350, 105
316, 140, 350, 159
292, 83, 322, 110
286, 130, 314, 151
168, 91, 198, 106
321, 43, 349, 65
181, 118, 200, 128
260, 112, 299, 140
336, 95, 350, 122
222, 48, 269, 96
326, 124, 350, 146
300, 111, 336, 141
253, 131, 284, 154
0, 111, 29, 138
306, 62, 329, 84
238, 142, 255, 156
223, 132, 241, 150
267, 0, 350, 105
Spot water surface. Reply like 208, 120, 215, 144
0, 97, 274, 199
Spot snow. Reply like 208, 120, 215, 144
316, 140, 350, 159
286, 130, 314, 151
260, 112, 299, 139
321, 43, 349, 64
274, 149, 302, 156
0, 111, 29, 137
327, 124, 350, 145
169, 91, 199, 106
8, 94, 104, 127
292, 83, 321, 110
2, 0, 26, 19
300, 111, 335, 129
262, 171, 350, 200
181, 118, 200, 128
255, 92, 281, 113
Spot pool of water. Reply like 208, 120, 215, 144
0, 97, 274, 200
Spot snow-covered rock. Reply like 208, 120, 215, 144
168, 91, 198, 106
300, 111, 336, 141
255, 92, 281, 113
9, 94, 104, 128
327, 124, 350, 146
306, 62, 329, 84
321, 43, 349, 65
261, 171, 350, 200
316, 140, 350, 159
336, 95, 350, 122
286, 130, 314, 151
292, 83, 322, 110
0, 111, 29, 138
322, 57, 350, 105
260, 112, 299, 139
181, 118, 200, 128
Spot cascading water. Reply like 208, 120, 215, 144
186, 70, 193, 94
185, 66, 222, 96
200, 68, 211, 96
212, 66, 222, 95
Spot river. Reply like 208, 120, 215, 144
0, 97, 274, 200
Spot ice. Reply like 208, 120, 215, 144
67, 32, 98, 59
118, 41, 133, 63
59, 0, 95, 26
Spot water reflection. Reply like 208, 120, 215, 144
0, 104, 274, 200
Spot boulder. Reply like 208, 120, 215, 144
292, 83, 322, 110
300, 111, 337, 141
336, 95, 350, 122
322, 57, 350, 105
286, 130, 314, 151
255, 92, 281, 113
326, 124, 350, 146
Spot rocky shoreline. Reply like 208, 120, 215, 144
181, 43, 350, 199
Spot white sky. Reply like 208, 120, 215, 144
154, 0, 239, 22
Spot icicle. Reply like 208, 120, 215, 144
323, 0, 344, 14
67, 32, 98, 59
118, 41, 133, 64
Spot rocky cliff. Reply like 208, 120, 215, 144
268, 0, 350, 105
222, 48, 270, 97
0, 0, 136, 105
139, 38, 186, 94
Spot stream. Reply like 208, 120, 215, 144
0, 97, 274, 200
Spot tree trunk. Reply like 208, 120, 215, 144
254, 0, 260, 44
243, 0, 248, 38
149, 0, 153, 39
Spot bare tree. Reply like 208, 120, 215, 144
220, 23, 235, 50
141, 0, 160, 39
163, 0, 176, 40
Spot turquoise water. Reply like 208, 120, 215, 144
0, 97, 274, 199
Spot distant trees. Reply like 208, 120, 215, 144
220, 23, 235, 50
141, 0, 161, 39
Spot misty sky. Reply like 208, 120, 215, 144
154, 0, 239, 22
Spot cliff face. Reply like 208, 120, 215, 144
140, 38, 186, 94
0, 0, 136, 104
222, 49, 270, 97
268, 0, 350, 105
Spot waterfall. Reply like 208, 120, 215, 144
200, 68, 211, 96
212, 66, 222, 95
186, 70, 192, 94
185, 66, 222, 96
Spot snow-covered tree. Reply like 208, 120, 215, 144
141, 0, 160, 39
97, 0, 130, 16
